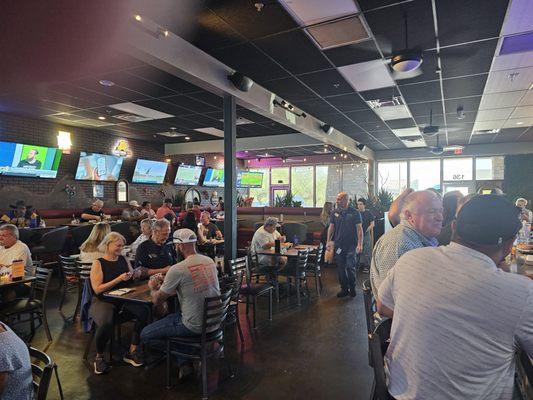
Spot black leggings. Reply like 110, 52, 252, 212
92, 300, 150, 354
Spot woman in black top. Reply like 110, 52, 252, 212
181, 211, 198, 234
89, 232, 148, 375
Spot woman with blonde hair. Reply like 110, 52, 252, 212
79, 223, 111, 263
89, 232, 148, 375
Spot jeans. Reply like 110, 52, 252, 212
334, 249, 357, 291
140, 313, 197, 365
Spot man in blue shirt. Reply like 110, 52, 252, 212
327, 192, 363, 298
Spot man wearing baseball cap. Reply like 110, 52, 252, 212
141, 228, 220, 379
376, 195, 532, 399
121, 200, 142, 222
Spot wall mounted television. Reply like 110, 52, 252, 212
132, 159, 168, 184
174, 164, 203, 186
0, 141, 62, 178
237, 171, 263, 188
203, 168, 224, 187
75, 152, 124, 181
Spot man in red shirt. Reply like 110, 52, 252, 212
156, 199, 177, 221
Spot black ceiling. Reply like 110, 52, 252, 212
1, 0, 531, 150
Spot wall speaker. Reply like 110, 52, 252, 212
228, 72, 254, 92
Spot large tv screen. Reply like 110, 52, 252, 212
203, 168, 224, 187
132, 159, 168, 184
0, 141, 62, 179
237, 171, 263, 188
75, 152, 124, 181
174, 165, 203, 186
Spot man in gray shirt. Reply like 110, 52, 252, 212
121, 200, 142, 222
0, 322, 33, 400
377, 195, 532, 400
141, 228, 220, 379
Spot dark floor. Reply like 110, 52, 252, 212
27, 267, 373, 399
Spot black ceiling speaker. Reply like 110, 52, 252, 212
356, 143, 366, 151
321, 124, 334, 135
228, 72, 254, 92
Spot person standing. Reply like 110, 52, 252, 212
356, 198, 375, 272
327, 192, 363, 298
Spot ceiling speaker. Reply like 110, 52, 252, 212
228, 72, 254, 92
356, 144, 366, 151
321, 124, 334, 135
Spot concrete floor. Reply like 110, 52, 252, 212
27, 267, 373, 399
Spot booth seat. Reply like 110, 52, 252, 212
37, 208, 124, 226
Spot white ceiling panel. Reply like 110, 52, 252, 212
479, 91, 525, 109
501, 0, 533, 36
373, 104, 412, 121
476, 108, 515, 121
339, 59, 395, 92
194, 127, 224, 137
473, 120, 505, 131
402, 138, 426, 148
510, 105, 533, 119
491, 52, 533, 71
279, 0, 359, 26
503, 117, 533, 128
484, 66, 533, 93
519, 90, 533, 106
392, 127, 421, 137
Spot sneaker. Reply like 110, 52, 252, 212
94, 357, 111, 375
123, 351, 145, 367
178, 362, 194, 380
336, 290, 350, 298
349, 288, 357, 297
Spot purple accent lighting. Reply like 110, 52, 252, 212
499, 32, 533, 55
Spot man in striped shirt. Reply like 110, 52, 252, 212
377, 195, 532, 400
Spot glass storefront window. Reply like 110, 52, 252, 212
378, 161, 408, 197
476, 156, 504, 180
249, 168, 270, 206
443, 157, 473, 181
271, 167, 290, 185
291, 166, 314, 207
410, 159, 440, 191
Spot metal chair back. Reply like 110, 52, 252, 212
201, 288, 233, 340
29, 346, 63, 400
296, 249, 309, 276
58, 255, 78, 280
369, 318, 393, 400
71, 225, 94, 249
32, 267, 52, 305
40, 227, 69, 253
76, 261, 93, 282
362, 279, 376, 335
229, 256, 250, 284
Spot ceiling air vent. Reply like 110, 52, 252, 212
306, 16, 369, 50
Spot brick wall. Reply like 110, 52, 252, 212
0, 112, 168, 210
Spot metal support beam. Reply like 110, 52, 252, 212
223, 94, 237, 270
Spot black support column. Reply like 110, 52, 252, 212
223, 93, 237, 270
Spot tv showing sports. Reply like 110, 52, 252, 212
237, 171, 263, 188
174, 165, 203, 186
75, 152, 124, 181
203, 168, 224, 187
132, 159, 168, 184
0, 141, 62, 178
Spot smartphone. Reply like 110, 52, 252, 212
96, 157, 107, 177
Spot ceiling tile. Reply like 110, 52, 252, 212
445, 111, 477, 123
297, 69, 355, 97
414, 114, 445, 127
520, 90, 533, 106
338, 59, 395, 92
325, 93, 368, 112
395, 51, 440, 84
306, 16, 370, 50
473, 120, 505, 131
374, 104, 412, 120
500, 0, 532, 36
503, 117, 533, 128
127, 65, 203, 94
278, 0, 359, 26
479, 91, 525, 109
131, 99, 195, 117
401, 81, 441, 103
491, 52, 533, 71
324, 40, 381, 67
393, 127, 421, 137
476, 108, 514, 121
254, 30, 331, 75
158, 95, 219, 113
440, 39, 498, 79
408, 100, 443, 116
444, 96, 481, 115
358, 121, 390, 131
319, 112, 355, 127
484, 66, 533, 94
386, 118, 417, 129
185, 91, 222, 108
293, 98, 338, 117
443, 74, 488, 99
344, 109, 381, 123
263, 77, 317, 102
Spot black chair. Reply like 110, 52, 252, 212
306, 243, 324, 296
30, 346, 64, 400
58, 255, 80, 321
0, 267, 53, 342
215, 220, 224, 236
229, 257, 273, 329
71, 224, 95, 249
31, 226, 69, 268
282, 222, 308, 244
362, 279, 377, 367
284, 249, 309, 306
369, 319, 393, 400
165, 288, 234, 400
111, 222, 136, 244
219, 272, 244, 342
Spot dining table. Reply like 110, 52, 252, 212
0, 276, 36, 288
256, 244, 318, 258
103, 280, 152, 305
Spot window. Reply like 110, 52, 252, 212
342, 163, 368, 198
249, 168, 270, 206
378, 161, 407, 197
315, 165, 341, 207
409, 159, 440, 191
271, 167, 290, 185
443, 157, 473, 181
291, 166, 314, 207
476, 156, 504, 180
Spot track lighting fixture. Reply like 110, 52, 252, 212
272, 99, 306, 118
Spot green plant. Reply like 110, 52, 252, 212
171, 189, 185, 208
274, 191, 301, 207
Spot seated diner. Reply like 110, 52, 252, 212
135, 218, 175, 276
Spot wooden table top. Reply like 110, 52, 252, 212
257, 244, 318, 257
103, 281, 152, 304
0, 276, 36, 288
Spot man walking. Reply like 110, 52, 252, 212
327, 192, 363, 298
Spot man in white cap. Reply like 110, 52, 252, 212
141, 228, 220, 379
121, 200, 142, 221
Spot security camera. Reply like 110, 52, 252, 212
457, 105, 465, 120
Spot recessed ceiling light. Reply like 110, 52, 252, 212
99, 80, 115, 87
516, 121, 524, 125
333, 155, 336, 160
185, 136, 190, 140
244, 150, 249, 153
134, 14, 142, 21
303, 158, 307, 162
97, 116, 106, 120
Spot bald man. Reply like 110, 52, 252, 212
370, 190, 443, 295
327, 192, 363, 298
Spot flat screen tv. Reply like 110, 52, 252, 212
203, 168, 224, 187
75, 152, 124, 181
174, 165, 203, 186
0, 141, 62, 179
237, 171, 263, 188
132, 159, 168, 184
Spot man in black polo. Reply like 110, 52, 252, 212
135, 218, 176, 277
327, 192, 363, 298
